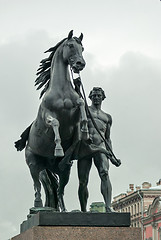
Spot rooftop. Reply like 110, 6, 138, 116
113, 179, 161, 202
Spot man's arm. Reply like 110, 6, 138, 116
104, 114, 121, 167
105, 114, 113, 150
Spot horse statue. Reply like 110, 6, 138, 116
15, 30, 89, 211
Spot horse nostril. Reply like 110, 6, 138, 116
76, 61, 85, 67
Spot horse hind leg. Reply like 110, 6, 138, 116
39, 169, 59, 210
46, 116, 64, 157
57, 166, 71, 212
25, 148, 43, 207
33, 173, 43, 207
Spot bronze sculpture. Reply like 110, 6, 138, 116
78, 87, 120, 212
15, 30, 89, 211
15, 31, 121, 212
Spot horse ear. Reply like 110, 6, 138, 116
68, 30, 73, 39
79, 33, 83, 42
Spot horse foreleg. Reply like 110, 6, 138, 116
46, 116, 64, 157
77, 98, 89, 140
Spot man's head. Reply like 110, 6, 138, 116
89, 87, 106, 105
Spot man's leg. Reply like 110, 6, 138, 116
94, 153, 112, 212
77, 157, 92, 212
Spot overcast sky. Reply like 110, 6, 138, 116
1, 0, 161, 239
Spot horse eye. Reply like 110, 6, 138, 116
68, 44, 74, 48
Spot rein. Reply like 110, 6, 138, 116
70, 69, 120, 166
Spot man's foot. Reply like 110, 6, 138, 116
105, 206, 115, 213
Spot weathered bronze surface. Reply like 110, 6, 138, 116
15, 31, 121, 212
78, 87, 121, 212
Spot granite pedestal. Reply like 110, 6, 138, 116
12, 226, 141, 240
11, 209, 141, 240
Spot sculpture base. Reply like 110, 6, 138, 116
11, 210, 141, 240
11, 226, 141, 240
20, 209, 131, 233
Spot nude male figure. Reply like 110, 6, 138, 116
78, 87, 120, 212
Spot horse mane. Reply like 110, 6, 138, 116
35, 38, 67, 99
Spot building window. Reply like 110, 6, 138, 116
134, 204, 136, 216
158, 227, 161, 240
131, 205, 133, 216
137, 202, 140, 214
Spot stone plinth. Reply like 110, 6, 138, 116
11, 210, 140, 240
20, 211, 130, 232
12, 226, 141, 240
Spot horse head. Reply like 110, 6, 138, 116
63, 30, 86, 73
35, 30, 86, 98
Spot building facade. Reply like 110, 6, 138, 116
143, 196, 161, 240
112, 180, 161, 239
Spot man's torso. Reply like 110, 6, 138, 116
88, 107, 111, 147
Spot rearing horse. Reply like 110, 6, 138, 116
16, 31, 88, 211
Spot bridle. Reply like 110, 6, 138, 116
70, 68, 120, 167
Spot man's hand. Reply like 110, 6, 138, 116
109, 155, 121, 167
115, 159, 121, 167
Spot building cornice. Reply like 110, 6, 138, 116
112, 189, 161, 208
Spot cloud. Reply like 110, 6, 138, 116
103, 52, 161, 193
1, 31, 161, 239
0, 31, 54, 239
0, 220, 17, 240
80, 50, 161, 197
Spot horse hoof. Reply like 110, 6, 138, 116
61, 208, 67, 212
54, 148, 64, 157
105, 207, 114, 213
34, 200, 43, 208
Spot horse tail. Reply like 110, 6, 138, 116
14, 123, 33, 151
39, 169, 59, 210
